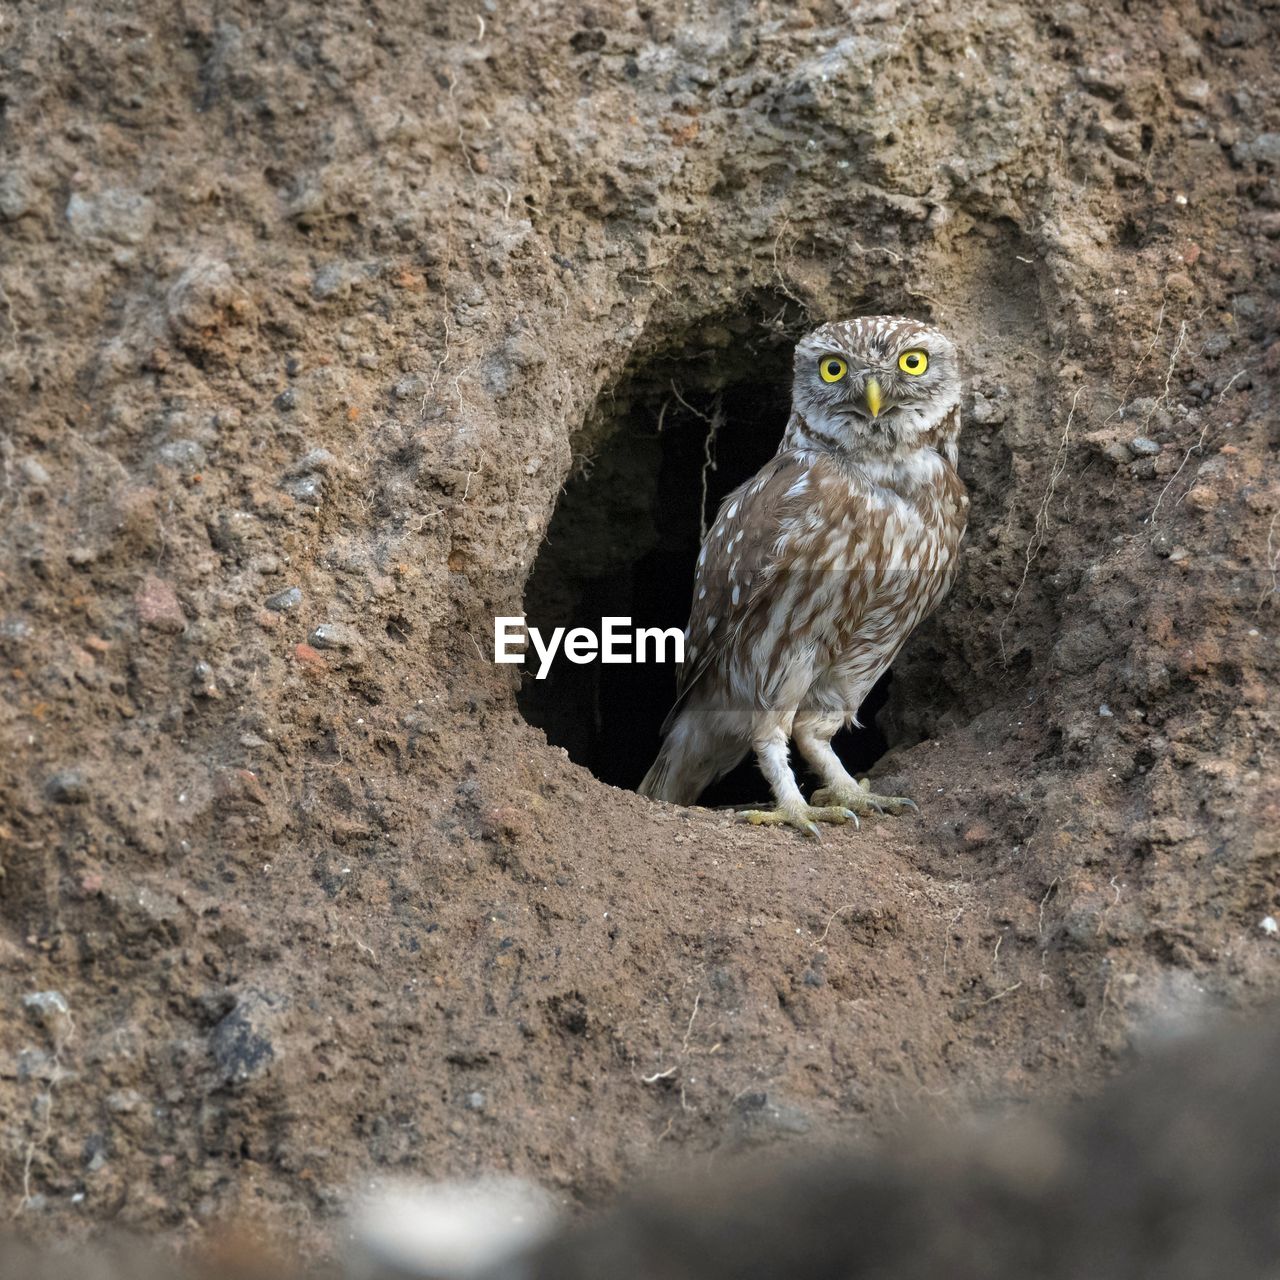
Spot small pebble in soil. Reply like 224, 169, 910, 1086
310, 622, 361, 651
0, 616, 33, 652
192, 660, 219, 698
731, 1092, 812, 1140
155, 439, 207, 474
46, 770, 89, 804
135, 575, 187, 633
265, 586, 302, 612
464, 1090, 486, 1112
0, 172, 33, 220
287, 448, 337, 475
393, 375, 427, 400
283, 473, 324, 505
1174, 78, 1211, 108
312, 262, 364, 300
969, 391, 1005, 426
1129, 436, 1161, 456
1261, 916, 1278, 937
1234, 133, 1280, 167
23, 991, 71, 1026
24, 992, 74, 1047
66, 188, 155, 244
211, 991, 282, 1085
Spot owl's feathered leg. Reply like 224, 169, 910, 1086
794, 720, 919, 818
737, 725, 861, 838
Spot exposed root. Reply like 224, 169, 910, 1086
679, 991, 702, 1056
770, 219, 809, 310
669, 382, 723, 540
815, 902, 854, 945
641, 1066, 677, 1084
1037, 876, 1060, 938
976, 980, 1022, 1007
1148, 320, 1189, 425
641, 991, 706, 1127
12, 1001, 75, 1218
1100, 303, 1166, 427
1147, 419, 1208, 526
847, 238, 904, 265
1216, 367, 1247, 403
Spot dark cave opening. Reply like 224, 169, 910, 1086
518, 303, 893, 807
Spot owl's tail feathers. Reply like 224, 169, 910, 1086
637, 711, 746, 807
637, 745, 700, 806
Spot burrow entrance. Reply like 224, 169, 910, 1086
518, 298, 895, 807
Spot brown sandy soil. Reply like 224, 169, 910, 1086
0, 0, 1277, 1255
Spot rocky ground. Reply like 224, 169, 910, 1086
0, 0, 1277, 1258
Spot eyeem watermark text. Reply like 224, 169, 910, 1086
495, 616, 684, 679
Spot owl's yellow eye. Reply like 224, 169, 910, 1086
819, 356, 847, 383
898, 350, 928, 375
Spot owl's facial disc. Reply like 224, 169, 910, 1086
826, 350, 935, 422
792, 317, 960, 454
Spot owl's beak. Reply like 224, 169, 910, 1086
864, 377, 883, 419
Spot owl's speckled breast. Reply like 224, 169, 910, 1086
741, 446, 968, 716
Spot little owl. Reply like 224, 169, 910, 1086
638, 316, 968, 835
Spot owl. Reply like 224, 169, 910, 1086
638, 316, 968, 836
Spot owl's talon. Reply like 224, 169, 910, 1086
811, 782, 919, 818
736, 804, 857, 837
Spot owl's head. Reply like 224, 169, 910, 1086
790, 316, 961, 458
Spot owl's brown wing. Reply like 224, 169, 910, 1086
667, 450, 838, 726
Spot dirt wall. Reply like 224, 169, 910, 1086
1, 0, 1277, 1251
